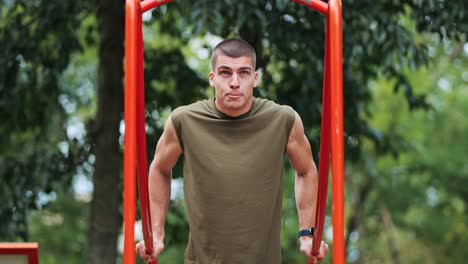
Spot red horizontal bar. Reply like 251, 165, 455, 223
0, 243, 38, 249
140, 0, 175, 13
291, 0, 328, 16
0, 243, 39, 264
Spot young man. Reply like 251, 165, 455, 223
136, 38, 329, 263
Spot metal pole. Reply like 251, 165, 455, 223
135, 2, 158, 263
290, 0, 344, 262
125, 1, 173, 263
311, 11, 331, 258
123, 1, 139, 263
141, 0, 175, 13
329, 0, 345, 263
291, 0, 328, 15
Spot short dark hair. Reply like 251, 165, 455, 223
211, 38, 256, 70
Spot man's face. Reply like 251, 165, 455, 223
209, 55, 259, 115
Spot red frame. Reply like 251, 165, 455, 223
0, 243, 39, 264
123, 1, 344, 263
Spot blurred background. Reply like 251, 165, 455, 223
1, 0, 467, 263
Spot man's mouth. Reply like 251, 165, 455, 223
226, 94, 243, 99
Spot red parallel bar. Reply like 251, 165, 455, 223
140, 0, 175, 13
124, 0, 138, 263
0, 243, 39, 264
291, 0, 328, 16
136, 3, 158, 264
329, 0, 345, 263
310, 11, 331, 259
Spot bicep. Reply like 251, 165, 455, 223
286, 112, 315, 174
152, 116, 182, 173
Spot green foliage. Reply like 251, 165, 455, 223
28, 192, 90, 264
347, 35, 468, 263
0, 0, 95, 240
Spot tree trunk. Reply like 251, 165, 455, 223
378, 202, 401, 264
88, 0, 124, 263
345, 175, 373, 246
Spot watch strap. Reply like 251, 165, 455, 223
298, 228, 315, 238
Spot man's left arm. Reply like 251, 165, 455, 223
286, 111, 328, 263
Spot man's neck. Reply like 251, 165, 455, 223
214, 98, 253, 117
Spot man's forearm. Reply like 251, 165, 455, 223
148, 161, 172, 240
295, 170, 318, 230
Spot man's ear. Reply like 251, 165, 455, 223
253, 71, 259, 88
209, 71, 214, 87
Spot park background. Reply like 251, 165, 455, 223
1, 0, 467, 263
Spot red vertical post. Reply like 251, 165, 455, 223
311, 12, 331, 258
125, 1, 174, 264
289, 0, 344, 262
329, 0, 345, 263
135, 3, 158, 264
123, 0, 138, 264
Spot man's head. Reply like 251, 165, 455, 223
209, 38, 259, 117
211, 38, 256, 70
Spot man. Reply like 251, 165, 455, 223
136, 38, 329, 263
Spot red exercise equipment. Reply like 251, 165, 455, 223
123, 1, 344, 263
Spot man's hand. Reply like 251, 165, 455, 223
135, 239, 165, 262
299, 237, 329, 264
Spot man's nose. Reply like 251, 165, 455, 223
229, 73, 240, 88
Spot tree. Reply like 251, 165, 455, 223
0, 0, 94, 241
346, 34, 468, 263
87, 0, 124, 263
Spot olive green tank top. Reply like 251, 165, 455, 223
171, 97, 295, 264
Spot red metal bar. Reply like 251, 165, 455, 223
291, 0, 328, 16
140, 0, 175, 13
0, 243, 39, 264
124, 0, 139, 264
310, 12, 331, 259
127, 1, 343, 264
290, 0, 345, 263
136, 4, 158, 264
329, 0, 345, 263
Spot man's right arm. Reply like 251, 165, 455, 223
149, 115, 183, 240
137, 115, 182, 261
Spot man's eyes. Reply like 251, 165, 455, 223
218, 70, 250, 76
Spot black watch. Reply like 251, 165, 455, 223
298, 228, 315, 238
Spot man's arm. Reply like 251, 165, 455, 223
286, 112, 318, 232
286, 112, 328, 263
149, 115, 182, 240
136, 115, 182, 261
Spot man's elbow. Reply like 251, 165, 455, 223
152, 161, 173, 180
297, 167, 317, 179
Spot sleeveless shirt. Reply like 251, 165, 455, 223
171, 97, 296, 264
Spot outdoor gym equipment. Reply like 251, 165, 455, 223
123, 0, 344, 263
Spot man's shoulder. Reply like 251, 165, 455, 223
172, 99, 211, 114
253, 97, 295, 116
252, 97, 296, 137
171, 99, 215, 123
